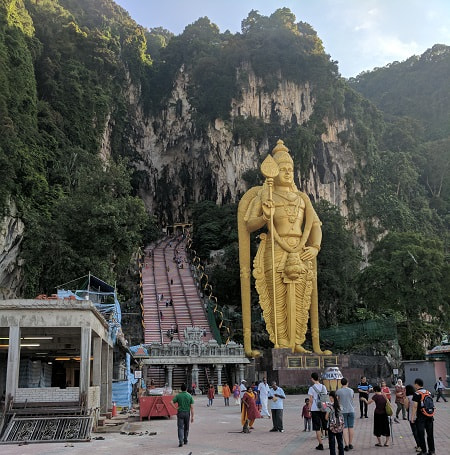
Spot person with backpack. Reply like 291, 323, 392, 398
308, 372, 329, 451
325, 390, 345, 455
410, 378, 435, 455
361, 385, 391, 447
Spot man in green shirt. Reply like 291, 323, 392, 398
172, 383, 194, 447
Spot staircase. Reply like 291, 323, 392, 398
142, 236, 212, 344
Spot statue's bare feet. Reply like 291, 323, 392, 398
294, 345, 311, 353
245, 349, 261, 358
313, 348, 332, 355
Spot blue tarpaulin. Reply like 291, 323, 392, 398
111, 354, 137, 408
112, 380, 132, 408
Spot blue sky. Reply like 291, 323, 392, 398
114, 0, 450, 78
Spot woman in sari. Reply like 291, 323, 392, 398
241, 386, 261, 432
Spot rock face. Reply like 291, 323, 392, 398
0, 199, 25, 298
120, 65, 358, 227
1, 65, 364, 297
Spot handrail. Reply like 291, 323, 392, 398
185, 234, 229, 343
162, 239, 181, 341
174, 237, 195, 329
150, 239, 164, 343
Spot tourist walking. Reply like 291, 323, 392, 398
258, 377, 271, 418
405, 384, 421, 453
207, 383, 215, 407
362, 385, 391, 447
171, 383, 194, 448
336, 377, 355, 451
381, 380, 392, 401
239, 379, 247, 410
394, 378, 407, 422
232, 383, 241, 406
268, 381, 286, 432
357, 376, 372, 418
411, 378, 435, 455
222, 382, 231, 406
325, 391, 345, 455
302, 398, 312, 431
309, 372, 328, 450
434, 376, 447, 402
241, 385, 260, 432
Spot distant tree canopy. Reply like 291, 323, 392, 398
141, 8, 344, 129
349, 44, 450, 141
350, 47, 450, 250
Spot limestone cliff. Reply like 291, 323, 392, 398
117, 65, 358, 227
0, 200, 25, 298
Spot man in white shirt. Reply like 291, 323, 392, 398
308, 372, 328, 451
239, 380, 247, 397
258, 377, 271, 418
268, 382, 286, 432
239, 379, 247, 409
435, 377, 447, 402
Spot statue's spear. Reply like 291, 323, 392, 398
261, 154, 279, 348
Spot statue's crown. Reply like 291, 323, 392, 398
272, 139, 293, 164
272, 139, 289, 156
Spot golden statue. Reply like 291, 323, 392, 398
238, 139, 331, 357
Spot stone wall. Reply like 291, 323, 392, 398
14, 387, 79, 403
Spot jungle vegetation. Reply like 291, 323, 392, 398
0, 1, 448, 358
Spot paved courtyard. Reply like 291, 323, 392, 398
2, 394, 449, 454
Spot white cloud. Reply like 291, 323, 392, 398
358, 34, 422, 67
354, 21, 373, 32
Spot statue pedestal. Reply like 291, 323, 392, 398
268, 349, 382, 388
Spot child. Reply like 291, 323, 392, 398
302, 398, 312, 431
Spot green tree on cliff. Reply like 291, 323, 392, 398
358, 232, 449, 359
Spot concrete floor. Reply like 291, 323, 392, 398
2, 394, 449, 454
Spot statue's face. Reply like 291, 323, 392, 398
275, 162, 294, 187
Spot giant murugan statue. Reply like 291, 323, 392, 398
238, 139, 331, 357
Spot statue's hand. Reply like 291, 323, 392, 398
261, 179, 275, 221
300, 246, 319, 261
262, 201, 274, 221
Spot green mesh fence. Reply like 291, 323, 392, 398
320, 319, 398, 350
206, 300, 223, 343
